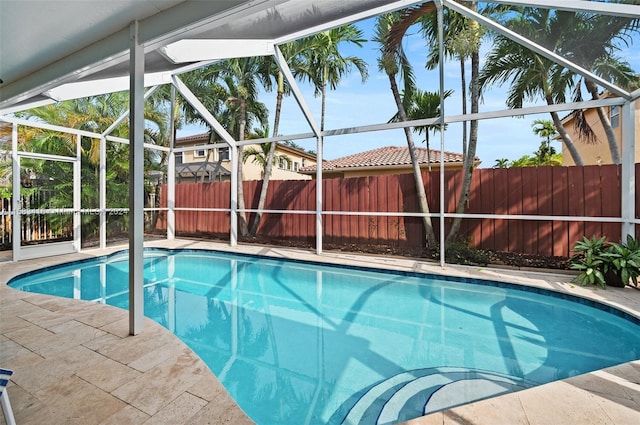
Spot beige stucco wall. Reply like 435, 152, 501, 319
181, 143, 315, 181
562, 100, 640, 166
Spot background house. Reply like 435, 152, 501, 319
561, 98, 640, 166
175, 132, 316, 182
299, 146, 479, 179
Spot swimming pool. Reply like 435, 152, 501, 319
8, 249, 640, 424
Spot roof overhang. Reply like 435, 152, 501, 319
2, 0, 638, 114
0, 0, 422, 114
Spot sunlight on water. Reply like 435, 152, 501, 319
9, 249, 640, 425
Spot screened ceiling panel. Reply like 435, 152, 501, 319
1, 0, 639, 113
0, 0, 417, 112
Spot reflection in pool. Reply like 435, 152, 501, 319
9, 249, 640, 424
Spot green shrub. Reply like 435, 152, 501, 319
569, 235, 640, 288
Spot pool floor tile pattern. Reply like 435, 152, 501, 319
1, 240, 640, 424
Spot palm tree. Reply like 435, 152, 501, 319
14, 95, 149, 239
509, 154, 536, 168
509, 149, 562, 167
294, 24, 369, 131
243, 125, 291, 178
479, 8, 584, 166
374, 12, 437, 247
531, 119, 557, 165
560, 10, 640, 164
421, 6, 482, 158
204, 58, 271, 237
249, 40, 306, 236
385, 1, 483, 247
493, 158, 509, 168
532, 142, 560, 166
397, 88, 453, 171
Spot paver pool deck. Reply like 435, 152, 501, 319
1, 239, 639, 425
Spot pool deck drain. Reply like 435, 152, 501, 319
1, 239, 639, 425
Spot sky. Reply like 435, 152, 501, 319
177, 14, 640, 169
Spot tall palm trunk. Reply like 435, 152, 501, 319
389, 73, 437, 247
237, 99, 249, 236
585, 79, 621, 164
249, 72, 285, 236
446, 48, 479, 246
546, 95, 584, 166
321, 66, 327, 131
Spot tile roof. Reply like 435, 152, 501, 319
175, 132, 211, 145
299, 146, 472, 172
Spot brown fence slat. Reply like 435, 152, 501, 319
601, 165, 621, 242
536, 167, 553, 256
521, 167, 537, 254
466, 168, 483, 249
154, 163, 630, 259
492, 168, 509, 253
582, 166, 602, 240
507, 168, 523, 252
478, 168, 495, 251
552, 167, 570, 256
568, 167, 586, 248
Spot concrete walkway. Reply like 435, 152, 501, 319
1, 240, 639, 424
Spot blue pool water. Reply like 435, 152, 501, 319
8, 249, 640, 424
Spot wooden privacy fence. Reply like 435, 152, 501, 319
156, 163, 637, 258
0, 191, 73, 249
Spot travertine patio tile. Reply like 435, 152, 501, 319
32, 375, 126, 424
1, 298, 46, 318
0, 334, 33, 362
592, 392, 640, 424
112, 347, 208, 416
0, 314, 32, 336
187, 393, 254, 425
142, 392, 208, 425
19, 293, 72, 309
29, 319, 106, 357
98, 405, 151, 425
99, 317, 131, 337
76, 357, 142, 393
519, 381, 616, 424
187, 373, 227, 402
3, 320, 54, 349
444, 394, 529, 425
401, 411, 443, 425
567, 367, 640, 400
73, 304, 130, 328
19, 306, 77, 329
1, 351, 44, 372
9, 385, 68, 425
97, 322, 177, 365
128, 341, 185, 372
0, 286, 26, 301
82, 331, 123, 352
12, 345, 107, 392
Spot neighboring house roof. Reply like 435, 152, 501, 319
175, 132, 212, 145
299, 146, 474, 173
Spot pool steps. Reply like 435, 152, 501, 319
341, 367, 529, 425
